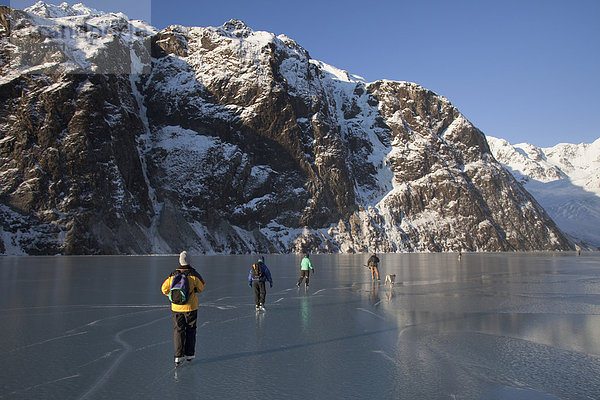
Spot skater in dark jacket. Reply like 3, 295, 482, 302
248, 256, 273, 311
367, 253, 380, 280
161, 251, 205, 366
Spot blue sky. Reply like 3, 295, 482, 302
6, 0, 600, 147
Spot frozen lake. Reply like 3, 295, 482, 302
1, 252, 599, 399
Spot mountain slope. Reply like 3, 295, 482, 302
488, 137, 600, 249
0, 3, 572, 254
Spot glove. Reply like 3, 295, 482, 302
270, 282, 273, 288
248, 281, 252, 287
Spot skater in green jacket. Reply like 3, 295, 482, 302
297, 253, 315, 288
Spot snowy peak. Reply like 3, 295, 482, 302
24, 1, 105, 18
20, 1, 155, 36
219, 19, 253, 38
543, 139, 600, 187
487, 137, 567, 183
488, 136, 600, 248
488, 136, 600, 194
0, 2, 156, 78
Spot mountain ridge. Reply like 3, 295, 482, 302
0, 3, 573, 254
488, 136, 600, 249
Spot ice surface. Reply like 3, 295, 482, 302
1, 253, 599, 399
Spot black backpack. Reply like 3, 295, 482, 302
168, 270, 190, 305
251, 262, 263, 279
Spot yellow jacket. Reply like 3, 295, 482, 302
161, 266, 206, 312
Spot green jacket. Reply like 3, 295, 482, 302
301, 257, 313, 271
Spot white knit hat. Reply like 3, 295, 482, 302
179, 251, 190, 266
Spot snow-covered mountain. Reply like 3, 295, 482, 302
0, 2, 572, 254
18, 1, 104, 18
488, 137, 600, 249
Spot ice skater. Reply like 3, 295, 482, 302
367, 253, 380, 280
248, 256, 273, 311
297, 253, 315, 288
161, 251, 206, 366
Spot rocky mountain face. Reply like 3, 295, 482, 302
0, 3, 573, 255
488, 136, 600, 249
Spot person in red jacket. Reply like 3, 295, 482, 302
161, 251, 206, 366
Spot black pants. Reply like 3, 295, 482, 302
297, 270, 310, 286
253, 280, 266, 306
172, 310, 197, 358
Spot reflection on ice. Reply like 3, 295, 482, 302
489, 385, 561, 399
0, 252, 599, 399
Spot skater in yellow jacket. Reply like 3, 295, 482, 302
161, 251, 205, 366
